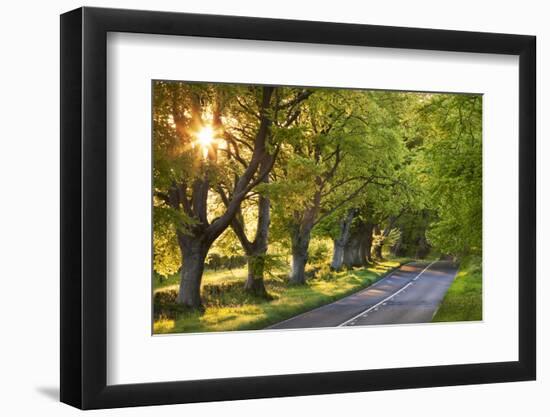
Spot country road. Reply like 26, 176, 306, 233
267, 260, 458, 330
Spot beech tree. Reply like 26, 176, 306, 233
329, 208, 357, 270
153, 82, 277, 308
269, 90, 402, 283
341, 211, 376, 268
216, 88, 313, 296
324, 93, 414, 270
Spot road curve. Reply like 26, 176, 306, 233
266, 260, 458, 330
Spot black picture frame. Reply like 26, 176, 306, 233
60, 6, 536, 410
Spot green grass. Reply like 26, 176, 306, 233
154, 258, 409, 334
432, 255, 482, 322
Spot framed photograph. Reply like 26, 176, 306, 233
60, 6, 536, 409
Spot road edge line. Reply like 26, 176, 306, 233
264, 260, 411, 330
337, 260, 438, 327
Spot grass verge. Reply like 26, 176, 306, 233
154, 258, 408, 334
432, 255, 482, 322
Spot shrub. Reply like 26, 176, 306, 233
308, 240, 330, 264
153, 290, 187, 319
205, 254, 247, 270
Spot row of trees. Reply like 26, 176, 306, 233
153, 82, 482, 309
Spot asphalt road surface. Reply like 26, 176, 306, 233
267, 260, 458, 330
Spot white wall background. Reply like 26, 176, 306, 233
0, 0, 546, 415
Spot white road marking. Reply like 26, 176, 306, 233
337, 260, 438, 327
266, 262, 409, 329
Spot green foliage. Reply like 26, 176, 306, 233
152, 80, 483, 320
259, 253, 288, 277
308, 238, 331, 263
153, 206, 181, 277
419, 95, 483, 255
268, 89, 409, 249
375, 227, 401, 252
205, 253, 247, 270
393, 211, 431, 257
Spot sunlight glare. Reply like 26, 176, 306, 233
197, 126, 215, 148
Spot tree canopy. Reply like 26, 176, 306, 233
152, 81, 482, 309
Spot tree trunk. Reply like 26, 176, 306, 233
372, 224, 384, 260
343, 220, 373, 268
360, 222, 374, 264
416, 233, 430, 259
244, 180, 271, 297
415, 211, 430, 259
330, 209, 355, 271
229, 163, 272, 297
244, 253, 268, 296
343, 234, 362, 268
331, 243, 345, 271
289, 227, 312, 285
164, 87, 279, 311
391, 228, 403, 257
176, 238, 208, 309
373, 244, 383, 260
